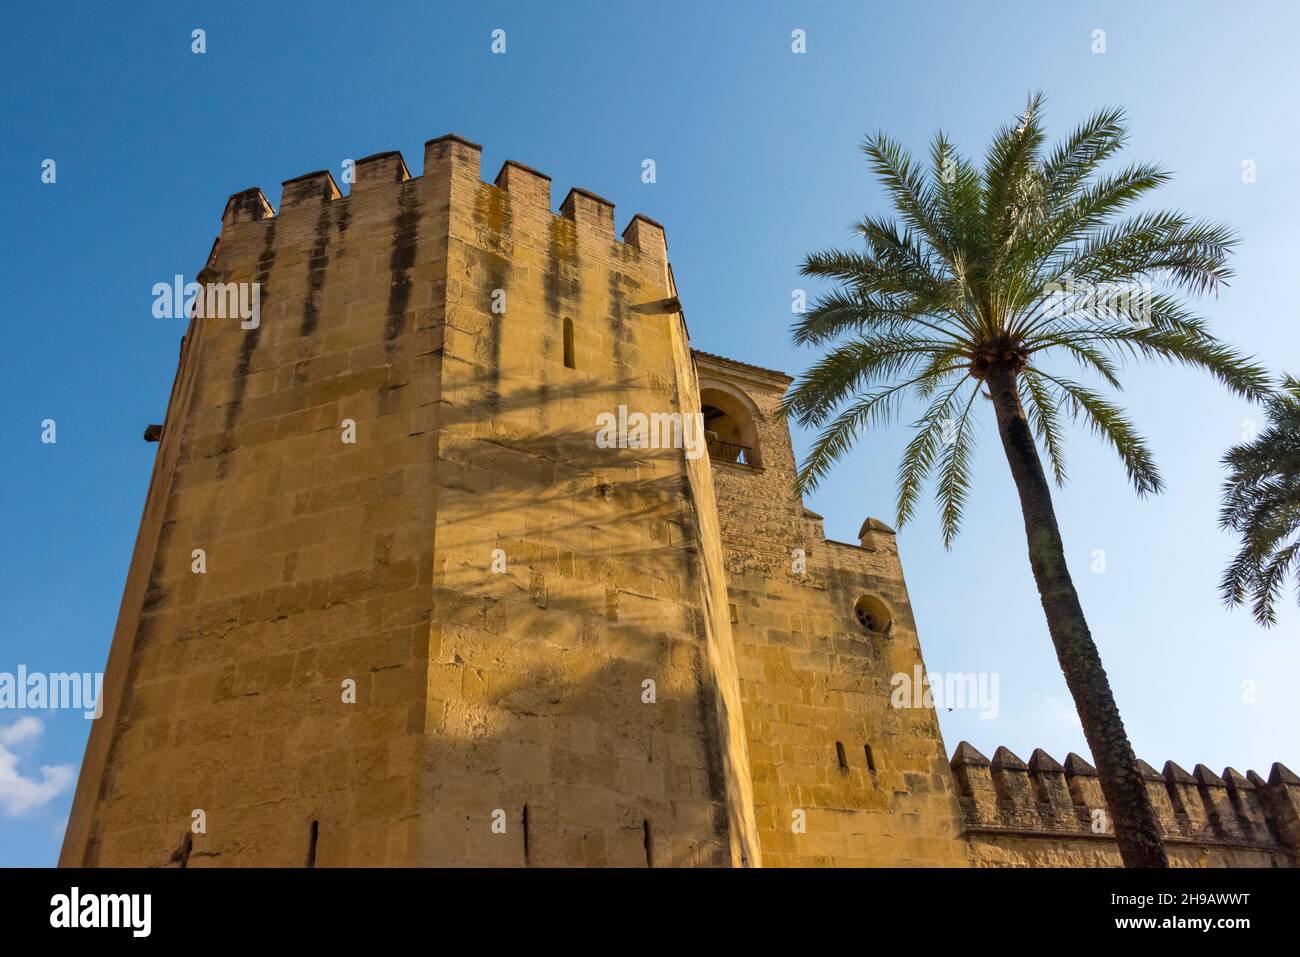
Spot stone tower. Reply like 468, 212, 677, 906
59, 136, 1297, 867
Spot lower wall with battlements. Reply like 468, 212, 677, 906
949, 742, 1299, 867
61, 127, 1295, 869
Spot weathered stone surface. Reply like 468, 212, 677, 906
59, 138, 1297, 869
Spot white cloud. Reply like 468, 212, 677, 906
0, 717, 75, 816
0, 716, 43, 747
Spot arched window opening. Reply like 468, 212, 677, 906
698, 386, 761, 468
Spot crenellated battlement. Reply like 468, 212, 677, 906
66, 124, 1291, 869
65, 131, 727, 869
279, 170, 341, 210
220, 187, 274, 226
950, 742, 1300, 862
214, 132, 667, 266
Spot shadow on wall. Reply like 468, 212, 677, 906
86, 361, 741, 867
415, 368, 736, 866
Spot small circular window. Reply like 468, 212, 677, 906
854, 595, 892, 635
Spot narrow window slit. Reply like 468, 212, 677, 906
643, 819, 653, 867
864, 744, 877, 774
835, 741, 848, 769
522, 805, 530, 864
307, 819, 319, 868
563, 317, 575, 369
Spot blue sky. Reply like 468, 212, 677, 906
1, 1, 1296, 867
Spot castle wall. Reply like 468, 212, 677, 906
697, 355, 970, 867
57, 299, 207, 865
416, 142, 753, 865
61, 144, 462, 865
60, 135, 1294, 869
64, 133, 765, 866
950, 743, 1297, 867
695, 351, 1299, 869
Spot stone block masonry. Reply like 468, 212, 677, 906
951, 743, 1298, 866
58, 136, 1295, 868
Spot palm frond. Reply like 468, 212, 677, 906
787, 94, 1264, 546
1032, 373, 1162, 495
895, 377, 979, 528
1041, 105, 1128, 209
860, 132, 951, 260
1021, 371, 1069, 485
782, 333, 956, 426
934, 386, 982, 547
1219, 376, 1300, 625
795, 370, 961, 493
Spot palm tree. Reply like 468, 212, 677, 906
1220, 376, 1300, 626
783, 93, 1270, 868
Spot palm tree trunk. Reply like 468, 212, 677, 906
985, 366, 1169, 868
